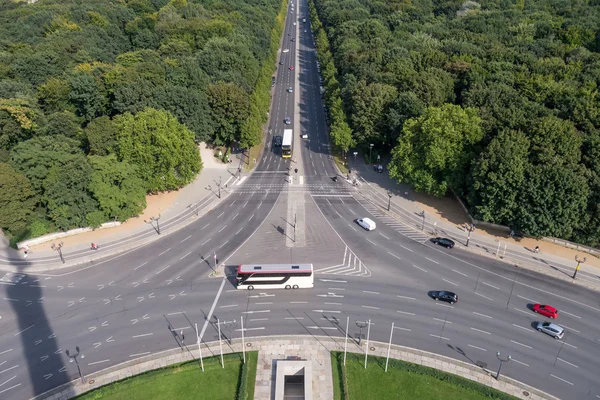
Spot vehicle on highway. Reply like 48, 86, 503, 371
532, 304, 558, 319
280, 61, 284, 65
374, 164, 383, 173
356, 217, 376, 231
287, 87, 293, 93
301, 133, 308, 139
284, 117, 291, 125
536, 322, 564, 339
271, 76, 276, 87
274, 136, 282, 147
304, 29, 307, 33
430, 290, 458, 304
291, 37, 295, 42
288, 33, 292, 36
283, 49, 290, 53
293, 22, 296, 26
236, 263, 314, 290
282, 129, 293, 158
289, 65, 294, 70
432, 237, 455, 248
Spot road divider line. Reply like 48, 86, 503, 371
433, 318, 452, 324
397, 295, 416, 300
235, 327, 264, 332
556, 358, 578, 368
134, 262, 148, 271
88, 359, 110, 366
452, 269, 468, 277
285, 317, 304, 320
512, 324, 533, 333
379, 233, 390, 240
158, 248, 171, 257
560, 324, 580, 333
397, 311, 415, 316
550, 374, 573, 385
362, 291, 379, 295
132, 333, 153, 338
400, 245, 413, 252
474, 292, 493, 301
393, 327, 411, 332
425, 257, 439, 265
412, 264, 427, 273
470, 327, 491, 335
513, 308, 530, 316
429, 334, 449, 341
442, 278, 458, 287
387, 252, 401, 260
482, 282, 500, 290
516, 294, 538, 303
511, 358, 529, 367
130, 352, 151, 358
248, 318, 268, 322
472, 312, 492, 319
155, 265, 171, 275
241, 310, 270, 314
361, 305, 379, 310
290, 301, 307, 304
255, 302, 273, 305
467, 344, 486, 352
510, 340, 531, 349
219, 304, 238, 308
325, 302, 342, 305
559, 310, 581, 319
180, 252, 192, 260
563, 342, 577, 349
181, 235, 191, 243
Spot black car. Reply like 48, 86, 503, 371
432, 237, 455, 248
273, 136, 282, 147
431, 291, 458, 304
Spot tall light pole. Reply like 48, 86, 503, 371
145, 214, 161, 235
420, 211, 425, 231
465, 223, 475, 247
369, 144, 374, 165
66, 347, 85, 383
573, 255, 586, 279
51, 242, 65, 264
353, 151, 358, 170
387, 192, 392, 212
496, 351, 511, 380
355, 320, 368, 345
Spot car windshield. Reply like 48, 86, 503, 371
542, 322, 550, 327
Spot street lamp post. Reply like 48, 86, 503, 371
369, 144, 374, 165
353, 152, 358, 170
465, 223, 475, 247
66, 347, 85, 383
51, 242, 65, 264
573, 255, 586, 279
387, 192, 392, 212
420, 211, 425, 231
355, 320, 368, 345
496, 351, 511, 380
145, 215, 161, 235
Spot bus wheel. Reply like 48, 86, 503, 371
248, 285, 254, 290
292, 285, 299, 289
285, 285, 291, 290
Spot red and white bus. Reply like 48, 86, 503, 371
236, 264, 314, 290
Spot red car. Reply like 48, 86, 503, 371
532, 304, 558, 319
289, 65, 294, 70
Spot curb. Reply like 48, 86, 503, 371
34, 335, 556, 400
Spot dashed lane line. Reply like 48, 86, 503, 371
510, 340, 532, 349
556, 358, 579, 368
550, 374, 573, 386
474, 292, 494, 301
467, 344, 486, 352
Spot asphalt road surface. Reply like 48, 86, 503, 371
0, 1, 599, 399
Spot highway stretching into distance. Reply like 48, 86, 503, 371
0, 1, 599, 399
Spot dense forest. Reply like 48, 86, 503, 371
0, 0, 283, 244
313, 0, 600, 246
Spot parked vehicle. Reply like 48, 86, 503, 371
432, 237, 455, 248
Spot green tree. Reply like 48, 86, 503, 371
206, 82, 251, 146
115, 108, 202, 192
349, 81, 397, 146
88, 155, 146, 222
468, 130, 530, 225
85, 116, 117, 156
68, 72, 108, 122
40, 111, 83, 140
389, 104, 483, 197
37, 77, 73, 114
0, 163, 37, 234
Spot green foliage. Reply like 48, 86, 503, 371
40, 111, 83, 140
0, 163, 37, 234
389, 104, 483, 197
115, 108, 202, 192
207, 82, 251, 146
85, 116, 117, 156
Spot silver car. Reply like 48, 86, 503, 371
536, 322, 564, 340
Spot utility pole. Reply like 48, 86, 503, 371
420, 211, 425, 231
145, 214, 161, 235
387, 192, 392, 212
369, 144, 374, 165
51, 242, 65, 264
466, 223, 475, 247
66, 347, 85, 383
573, 255, 586, 280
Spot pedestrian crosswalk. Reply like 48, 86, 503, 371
315, 246, 370, 277
233, 181, 354, 195
355, 196, 430, 243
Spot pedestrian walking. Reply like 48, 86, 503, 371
23, 245, 30, 259
509, 230, 514, 238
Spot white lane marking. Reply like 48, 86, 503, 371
412, 264, 427, 273
387, 252, 401, 260
511, 358, 529, 367
328, 288, 345, 291
470, 327, 491, 335
560, 324, 580, 333
429, 334, 449, 340
472, 312, 492, 319
556, 358, 578, 368
134, 262, 148, 271
325, 302, 342, 305
248, 318, 268, 322
307, 326, 338, 330
255, 302, 273, 305
482, 281, 500, 290
399, 245, 413, 252
217, 212, 224, 218
0, 375, 17, 387
236, 227, 243, 235
155, 265, 171, 275
181, 235, 191, 243
158, 248, 171, 257
218, 225, 227, 233
425, 257, 439, 265
180, 252, 192, 260
219, 240, 229, 248
550, 374, 573, 385
0, 383, 21, 394
0, 365, 18, 374
442, 278, 458, 287
366, 238, 377, 246
397, 295, 416, 300
232, 213, 239, 220
220, 304, 238, 308
512, 324, 533, 333
379, 233, 390, 240
433, 318, 452, 324
563, 342, 577, 349
435, 303, 454, 308
87, 359, 110, 366
3, 299, 18, 302
513, 308, 531, 316
559, 310, 581, 319
0, 349, 12, 356
474, 292, 494, 301
362, 305, 379, 310
132, 333, 153, 338
319, 279, 346, 283
397, 311, 415, 316
516, 294, 538, 303
167, 312, 184, 316
241, 310, 270, 314
14, 325, 34, 336
452, 269, 468, 277
312, 310, 341, 313
285, 317, 304, 320
235, 327, 265, 332
510, 340, 532, 349
467, 344, 486, 352
394, 327, 411, 332
130, 352, 151, 358
201, 223, 210, 230
201, 238, 211, 245
362, 291, 379, 295
290, 301, 307, 304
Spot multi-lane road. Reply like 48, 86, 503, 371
0, 1, 599, 399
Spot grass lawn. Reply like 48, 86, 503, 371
332, 352, 517, 400
76, 352, 257, 400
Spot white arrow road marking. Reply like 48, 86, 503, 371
103, 299, 111, 305
68, 282, 74, 288
114, 295, 122, 301
67, 301, 75, 307
108, 281, 115, 286
48, 333, 56, 339
93, 342, 101, 349
101, 321, 108, 327
143, 279, 149, 284
54, 349, 62, 354
88, 327, 96, 332
143, 314, 149, 319
169, 295, 176, 300
34, 340, 42, 346
40, 355, 48, 362
179, 291, 186, 296
106, 336, 114, 343
37, 297, 44, 303
79, 297, 85, 303
131, 319, 138, 324
43, 374, 52, 380
59, 367, 67, 373
25, 301, 32, 307
148, 293, 155, 299
97, 285, 104, 290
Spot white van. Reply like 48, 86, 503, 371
356, 217, 376, 231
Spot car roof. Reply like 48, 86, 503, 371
539, 305, 557, 311
360, 217, 375, 224
439, 291, 456, 297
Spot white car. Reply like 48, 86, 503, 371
301, 133, 308, 139
283, 49, 290, 53
293, 22, 296, 25
356, 218, 376, 231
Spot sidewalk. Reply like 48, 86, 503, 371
351, 157, 600, 291
0, 143, 245, 273
35, 335, 554, 400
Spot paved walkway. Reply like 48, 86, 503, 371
350, 156, 600, 292
0, 144, 246, 272
35, 335, 554, 400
